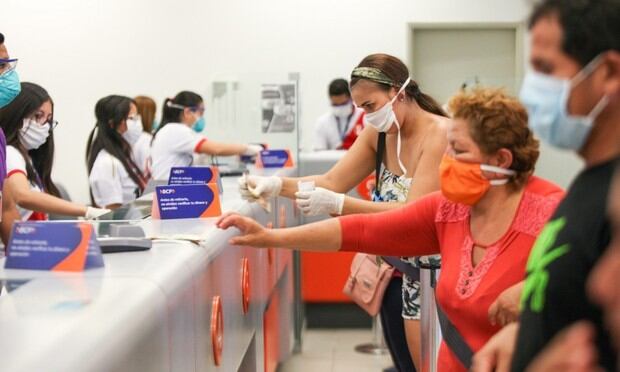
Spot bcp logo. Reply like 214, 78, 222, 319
16, 226, 36, 234
172, 169, 184, 175
160, 188, 176, 195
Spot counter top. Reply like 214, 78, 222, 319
0, 166, 298, 372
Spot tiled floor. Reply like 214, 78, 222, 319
279, 329, 394, 372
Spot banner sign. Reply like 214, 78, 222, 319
154, 183, 222, 219
5, 222, 104, 272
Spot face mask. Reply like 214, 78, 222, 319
364, 77, 412, 175
332, 102, 353, 118
0, 69, 21, 108
123, 116, 143, 145
151, 120, 159, 132
193, 117, 206, 133
363, 77, 411, 133
519, 55, 609, 151
439, 154, 516, 206
20, 119, 51, 150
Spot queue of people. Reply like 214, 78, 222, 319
233, 0, 620, 371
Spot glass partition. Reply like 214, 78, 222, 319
198, 71, 302, 172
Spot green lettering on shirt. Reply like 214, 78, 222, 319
521, 217, 570, 313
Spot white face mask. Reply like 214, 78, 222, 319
20, 119, 50, 150
123, 116, 143, 145
519, 55, 609, 151
363, 77, 411, 133
332, 102, 353, 118
364, 77, 412, 175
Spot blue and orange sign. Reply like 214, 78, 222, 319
169, 166, 223, 195
168, 166, 219, 185
153, 183, 222, 219
5, 222, 104, 272
256, 149, 294, 168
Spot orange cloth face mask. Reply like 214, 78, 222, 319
439, 154, 516, 205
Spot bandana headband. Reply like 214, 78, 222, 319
351, 67, 396, 87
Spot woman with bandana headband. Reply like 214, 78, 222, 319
240, 53, 450, 370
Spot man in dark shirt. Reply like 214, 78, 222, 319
471, 0, 620, 371
516, 158, 617, 370
588, 168, 620, 366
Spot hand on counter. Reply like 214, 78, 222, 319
216, 212, 273, 247
84, 206, 111, 220
295, 187, 344, 216
238, 175, 282, 201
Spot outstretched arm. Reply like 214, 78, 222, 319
278, 126, 377, 198
197, 140, 248, 156
5, 174, 87, 216
218, 192, 441, 256
216, 212, 342, 251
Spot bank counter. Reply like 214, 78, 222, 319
0, 170, 298, 372
298, 151, 363, 305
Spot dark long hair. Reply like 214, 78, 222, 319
85, 95, 145, 206
350, 54, 448, 117
153, 91, 203, 138
0, 82, 60, 196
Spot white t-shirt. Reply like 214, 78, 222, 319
132, 131, 152, 174
89, 149, 140, 207
6, 145, 42, 220
150, 123, 206, 181
313, 107, 364, 151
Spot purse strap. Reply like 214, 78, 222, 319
429, 269, 474, 369
382, 256, 420, 282
374, 132, 386, 195
375, 133, 421, 281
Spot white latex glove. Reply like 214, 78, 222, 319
84, 206, 111, 219
243, 144, 264, 156
238, 175, 282, 201
295, 187, 345, 216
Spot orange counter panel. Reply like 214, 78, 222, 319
264, 293, 280, 372
301, 251, 355, 303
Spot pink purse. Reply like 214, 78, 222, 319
342, 253, 395, 316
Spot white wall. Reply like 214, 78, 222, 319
1, 0, 581, 203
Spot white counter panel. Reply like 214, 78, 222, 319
0, 167, 298, 372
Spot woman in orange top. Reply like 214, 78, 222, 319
217, 88, 565, 372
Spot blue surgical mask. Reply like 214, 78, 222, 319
151, 119, 159, 132
0, 69, 21, 108
519, 56, 609, 151
193, 117, 206, 133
